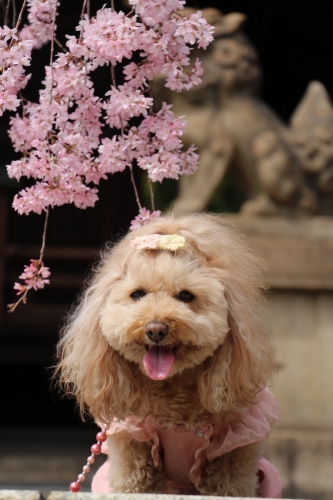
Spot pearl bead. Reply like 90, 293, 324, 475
96, 431, 107, 442
78, 474, 86, 482
195, 429, 204, 438
70, 482, 81, 492
91, 443, 101, 455
83, 465, 90, 473
87, 455, 95, 464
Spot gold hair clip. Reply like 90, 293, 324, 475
130, 234, 186, 252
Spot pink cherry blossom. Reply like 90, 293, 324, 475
174, 11, 214, 49
0, 26, 18, 42
2, 0, 214, 307
95, 136, 129, 175
79, 8, 140, 65
20, 0, 58, 49
14, 259, 51, 295
128, 0, 185, 26
104, 84, 153, 129
130, 207, 162, 230
0, 31, 34, 115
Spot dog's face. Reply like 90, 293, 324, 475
57, 214, 273, 419
100, 249, 230, 381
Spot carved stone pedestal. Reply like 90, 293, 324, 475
223, 215, 333, 500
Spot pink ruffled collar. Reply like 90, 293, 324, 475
101, 387, 280, 491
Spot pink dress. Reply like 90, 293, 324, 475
92, 388, 281, 498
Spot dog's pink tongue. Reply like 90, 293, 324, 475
143, 345, 174, 380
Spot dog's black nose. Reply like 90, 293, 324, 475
145, 322, 169, 344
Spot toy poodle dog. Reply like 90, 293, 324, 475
56, 213, 281, 498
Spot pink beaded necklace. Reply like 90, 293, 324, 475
69, 423, 109, 493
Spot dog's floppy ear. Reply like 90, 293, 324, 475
55, 245, 141, 423
195, 218, 274, 413
198, 303, 273, 413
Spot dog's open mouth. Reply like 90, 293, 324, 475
143, 345, 177, 381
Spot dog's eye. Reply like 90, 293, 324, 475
176, 290, 195, 303
130, 290, 147, 300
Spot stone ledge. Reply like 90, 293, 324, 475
48, 495, 287, 500
222, 215, 333, 290
0, 492, 42, 500
0, 492, 304, 500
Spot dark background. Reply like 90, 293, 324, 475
1, 0, 333, 430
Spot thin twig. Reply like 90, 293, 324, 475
54, 37, 68, 53
120, 112, 142, 210
148, 83, 156, 211
8, 208, 50, 313
8, 289, 29, 313
108, 1, 142, 211
80, 0, 88, 20
18, 90, 31, 104
149, 179, 155, 211
39, 207, 50, 262
111, 64, 117, 87
110, 64, 142, 210
12, 0, 16, 25
128, 160, 142, 210
4, 0, 11, 26
15, 0, 26, 31
48, 2, 58, 103
49, 5, 57, 66
80, 0, 89, 93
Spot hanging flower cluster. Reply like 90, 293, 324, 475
130, 207, 161, 231
14, 259, 51, 294
2, 0, 214, 309
0, 26, 33, 116
20, 0, 59, 49
0, 0, 58, 117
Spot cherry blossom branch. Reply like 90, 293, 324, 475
12, 0, 16, 25
129, 160, 142, 210
147, 84, 155, 212
15, 0, 27, 30
149, 179, 155, 212
54, 36, 67, 53
7, 207, 51, 313
39, 206, 49, 261
80, 0, 87, 19
48, 0, 57, 101
119, 113, 142, 211
117, 119, 142, 214
7, 282, 29, 312
109, 49, 142, 211
50, 6, 57, 98
80, 0, 89, 20
4, 0, 11, 26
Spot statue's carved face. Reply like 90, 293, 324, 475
294, 124, 333, 194
209, 36, 261, 93
212, 38, 256, 67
